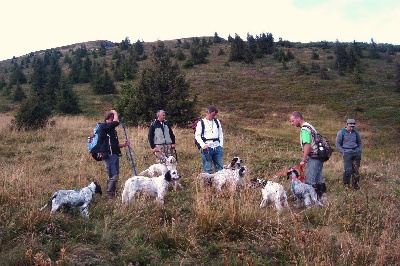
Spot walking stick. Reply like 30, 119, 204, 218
121, 118, 137, 175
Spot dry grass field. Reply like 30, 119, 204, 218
0, 39, 399, 265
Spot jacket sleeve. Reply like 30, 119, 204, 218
148, 123, 156, 149
168, 122, 176, 144
356, 131, 362, 152
335, 130, 344, 154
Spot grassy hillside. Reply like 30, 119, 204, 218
0, 39, 399, 265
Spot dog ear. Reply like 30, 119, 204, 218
165, 170, 172, 181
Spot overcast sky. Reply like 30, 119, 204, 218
1, 0, 399, 61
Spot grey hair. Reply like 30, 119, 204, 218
156, 110, 165, 117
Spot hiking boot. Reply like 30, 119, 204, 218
353, 182, 360, 190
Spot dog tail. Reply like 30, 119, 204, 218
39, 193, 56, 211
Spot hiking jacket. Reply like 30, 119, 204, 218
99, 121, 122, 155
148, 120, 175, 149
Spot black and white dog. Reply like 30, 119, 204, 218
287, 168, 322, 209
121, 170, 181, 204
139, 156, 181, 190
39, 182, 102, 218
198, 166, 249, 192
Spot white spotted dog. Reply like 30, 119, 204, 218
259, 180, 289, 212
248, 178, 268, 188
39, 182, 102, 218
207, 166, 249, 192
223, 156, 243, 169
287, 168, 323, 209
139, 156, 181, 190
197, 157, 244, 186
121, 170, 181, 205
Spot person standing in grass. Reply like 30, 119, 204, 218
148, 110, 176, 163
195, 106, 224, 173
290, 111, 327, 202
335, 118, 362, 190
101, 110, 130, 200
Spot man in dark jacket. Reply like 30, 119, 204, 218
100, 110, 130, 200
335, 118, 362, 190
148, 110, 176, 162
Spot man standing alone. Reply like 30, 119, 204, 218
335, 118, 362, 190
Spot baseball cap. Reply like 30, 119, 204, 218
347, 118, 356, 125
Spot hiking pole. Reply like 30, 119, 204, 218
121, 118, 137, 175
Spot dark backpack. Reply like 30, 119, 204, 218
302, 125, 333, 162
191, 118, 220, 149
87, 123, 109, 161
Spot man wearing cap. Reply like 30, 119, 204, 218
335, 119, 363, 190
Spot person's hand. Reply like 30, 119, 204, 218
171, 144, 176, 149
125, 140, 130, 147
202, 145, 209, 150
300, 160, 306, 166
153, 147, 159, 152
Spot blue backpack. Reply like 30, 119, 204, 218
87, 123, 109, 161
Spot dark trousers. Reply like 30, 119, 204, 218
343, 151, 361, 186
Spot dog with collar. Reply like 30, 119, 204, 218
39, 181, 102, 218
287, 168, 322, 209
139, 156, 181, 190
121, 170, 181, 204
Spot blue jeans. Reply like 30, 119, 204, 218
305, 157, 325, 185
201, 146, 223, 173
103, 154, 120, 179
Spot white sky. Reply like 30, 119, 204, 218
1, 0, 399, 61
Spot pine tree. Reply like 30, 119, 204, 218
133, 39, 144, 55
334, 41, 348, 73
213, 32, 222, 43
14, 95, 51, 130
229, 34, 246, 62
55, 76, 81, 114
117, 41, 197, 126
12, 83, 26, 102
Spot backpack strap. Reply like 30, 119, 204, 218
341, 128, 359, 145
200, 118, 220, 142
